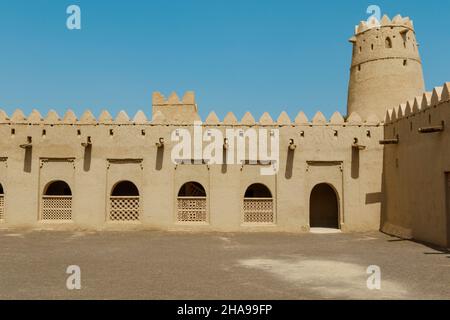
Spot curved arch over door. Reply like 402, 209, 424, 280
109, 180, 140, 222
309, 183, 339, 229
177, 181, 207, 222
41, 180, 73, 221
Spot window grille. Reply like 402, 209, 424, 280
177, 197, 207, 222
243, 198, 274, 223
0, 195, 4, 220
42, 196, 72, 220
109, 196, 140, 221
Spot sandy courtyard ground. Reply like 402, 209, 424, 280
0, 229, 449, 299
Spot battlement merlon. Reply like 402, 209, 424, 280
352, 14, 414, 37
152, 91, 196, 107
385, 82, 450, 123
152, 91, 199, 123
0, 107, 384, 127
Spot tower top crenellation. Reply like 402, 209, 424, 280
353, 14, 414, 36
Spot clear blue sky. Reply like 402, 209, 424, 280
0, 0, 448, 121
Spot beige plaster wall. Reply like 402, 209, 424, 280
0, 105, 384, 233
381, 83, 450, 247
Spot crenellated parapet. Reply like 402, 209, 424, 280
353, 14, 414, 35
152, 91, 200, 123
0, 108, 149, 125
204, 109, 381, 126
384, 82, 450, 124
0, 107, 382, 127
350, 14, 420, 67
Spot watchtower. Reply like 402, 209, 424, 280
347, 15, 425, 119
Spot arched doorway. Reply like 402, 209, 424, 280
309, 183, 339, 229
177, 182, 207, 222
0, 183, 4, 220
243, 183, 274, 223
109, 181, 140, 221
42, 180, 72, 221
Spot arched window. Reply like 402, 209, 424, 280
0, 183, 4, 220
177, 182, 207, 222
244, 183, 272, 198
109, 181, 140, 221
243, 183, 274, 223
385, 37, 392, 48
178, 182, 206, 197
41, 180, 72, 221
111, 181, 139, 196
44, 181, 72, 196
309, 183, 339, 229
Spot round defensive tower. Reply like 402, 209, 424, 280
346, 14, 425, 119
